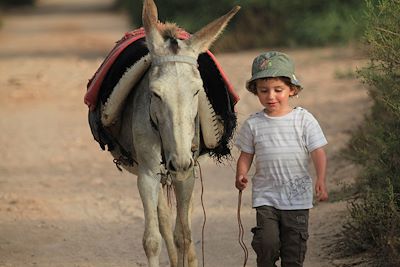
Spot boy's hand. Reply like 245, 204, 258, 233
315, 180, 328, 202
235, 174, 248, 191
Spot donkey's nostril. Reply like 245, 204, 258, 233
188, 158, 194, 169
167, 160, 177, 172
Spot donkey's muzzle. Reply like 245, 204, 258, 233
167, 156, 194, 173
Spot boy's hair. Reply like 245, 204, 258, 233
247, 76, 302, 96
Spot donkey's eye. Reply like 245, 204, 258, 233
194, 90, 200, 96
152, 92, 162, 100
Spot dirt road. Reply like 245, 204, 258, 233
0, 0, 369, 266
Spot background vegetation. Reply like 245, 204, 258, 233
342, 0, 400, 266
0, 0, 35, 7
116, 0, 369, 51
0, 0, 36, 28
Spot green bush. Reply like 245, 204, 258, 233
0, 0, 36, 6
116, 0, 369, 51
343, 181, 400, 265
342, 0, 400, 265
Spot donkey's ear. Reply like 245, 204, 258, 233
142, 0, 163, 53
188, 6, 240, 54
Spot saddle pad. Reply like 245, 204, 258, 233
85, 27, 238, 161
84, 27, 239, 110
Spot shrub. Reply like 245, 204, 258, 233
0, 0, 36, 6
115, 0, 369, 51
342, 0, 400, 265
343, 181, 400, 266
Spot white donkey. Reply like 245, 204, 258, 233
96, 1, 240, 266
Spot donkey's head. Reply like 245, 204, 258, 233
143, 0, 239, 178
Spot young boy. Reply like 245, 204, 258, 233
235, 51, 328, 267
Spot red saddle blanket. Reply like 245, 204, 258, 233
84, 27, 239, 110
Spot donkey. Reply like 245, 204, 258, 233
96, 1, 239, 266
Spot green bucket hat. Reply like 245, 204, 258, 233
246, 51, 302, 91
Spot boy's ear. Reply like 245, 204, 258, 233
289, 85, 299, 96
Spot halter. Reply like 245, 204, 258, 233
152, 55, 198, 66
148, 54, 198, 134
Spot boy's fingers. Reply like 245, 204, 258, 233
235, 175, 248, 191
238, 175, 248, 183
236, 180, 245, 190
317, 191, 328, 202
316, 186, 328, 201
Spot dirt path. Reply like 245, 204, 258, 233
0, 1, 369, 266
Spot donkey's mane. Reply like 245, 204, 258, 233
159, 22, 180, 39
159, 22, 181, 54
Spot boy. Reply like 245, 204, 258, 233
235, 51, 328, 267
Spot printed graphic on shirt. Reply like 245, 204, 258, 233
284, 175, 313, 204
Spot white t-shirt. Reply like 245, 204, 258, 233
235, 107, 328, 210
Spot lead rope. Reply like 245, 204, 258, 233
195, 160, 248, 267
237, 190, 248, 267
195, 160, 207, 267
174, 162, 206, 267
175, 182, 187, 267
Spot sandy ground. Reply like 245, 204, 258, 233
0, 0, 370, 266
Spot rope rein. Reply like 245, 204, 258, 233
237, 190, 248, 267
176, 160, 248, 267
196, 160, 249, 267
195, 160, 207, 267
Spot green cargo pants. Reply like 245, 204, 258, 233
251, 206, 309, 267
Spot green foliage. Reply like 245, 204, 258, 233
343, 181, 400, 266
342, 0, 400, 265
0, 0, 36, 6
334, 68, 357, 80
115, 0, 369, 51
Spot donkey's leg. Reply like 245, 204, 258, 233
174, 175, 198, 267
137, 173, 162, 267
158, 187, 178, 267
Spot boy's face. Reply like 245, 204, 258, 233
255, 78, 295, 116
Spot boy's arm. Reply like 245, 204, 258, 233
235, 151, 254, 191
310, 147, 328, 201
